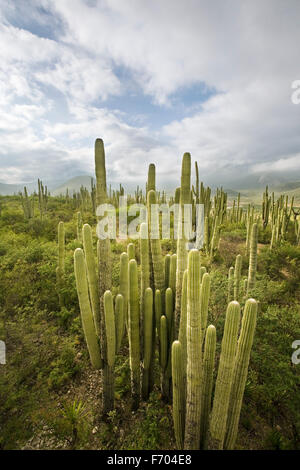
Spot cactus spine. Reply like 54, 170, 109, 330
172, 340, 185, 449
224, 299, 257, 449
128, 259, 141, 410
209, 301, 241, 449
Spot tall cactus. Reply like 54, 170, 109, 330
128, 259, 141, 410
233, 254, 242, 301
94, 138, 113, 414
209, 301, 241, 449
56, 221, 65, 308
103, 290, 116, 408
228, 266, 234, 303
175, 153, 191, 337
224, 299, 257, 449
184, 249, 202, 450
115, 294, 125, 354
200, 272, 211, 342
172, 340, 185, 450
82, 224, 100, 336
147, 190, 165, 295
74, 248, 102, 369
119, 252, 129, 332
200, 324, 216, 449
127, 242, 135, 261
247, 223, 258, 294
142, 287, 153, 400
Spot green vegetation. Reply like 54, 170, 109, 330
0, 140, 299, 450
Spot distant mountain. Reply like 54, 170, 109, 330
0, 181, 38, 196
52, 175, 94, 196
276, 181, 300, 191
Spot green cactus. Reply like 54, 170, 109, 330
127, 242, 135, 261
74, 248, 102, 369
224, 298, 257, 449
200, 324, 216, 449
178, 270, 188, 375
147, 190, 165, 295
169, 254, 177, 304
184, 249, 202, 450
128, 259, 141, 410
209, 301, 241, 449
199, 266, 207, 283
247, 223, 258, 294
115, 293, 124, 354
142, 287, 153, 400
233, 254, 242, 301
172, 340, 185, 450
200, 272, 211, 342
227, 266, 234, 303
119, 252, 129, 332
57, 221, 65, 308
164, 254, 171, 289
82, 224, 100, 336
77, 211, 82, 241
147, 163, 156, 193
94, 138, 113, 414
175, 153, 191, 337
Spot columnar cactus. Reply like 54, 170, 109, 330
164, 254, 171, 289
119, 252, 129, 331
233, 254, 242, 301
200, 272, 211, 341
56, 221, 65, 308
172, 340, 185, 450
147, 163, 156, 193
82, 224, 100, 336
94, 138, 113, 414
228, 266, 234, 303
184, 249, 202, 450
103, 290, 116, 407
209, 301, 241, 449
142, 287, 153, 400
224, 298, 257, 449
175, 153, 191, 337
74, 248, 102, 369
77, 211, 82, 241
247, 223, 258, 294
128, 259, 141, 410
140, 222, 151, 353
147, 190, 165, 296
200, 325, 216, 449
178, 270, 188, 374
127, 242, 135, 261
115, 294, 124, 354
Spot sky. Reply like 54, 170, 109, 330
0, 0, 300, 189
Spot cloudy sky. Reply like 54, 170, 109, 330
0, 0, 300, 188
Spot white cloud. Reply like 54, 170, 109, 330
1, 0, 300, 187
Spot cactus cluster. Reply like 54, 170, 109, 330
71, 138, 261, 448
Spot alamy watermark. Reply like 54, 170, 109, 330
0, 340, 5, 364
96, 198, 204, 249
291, 340, 300, 365
291, 80, 300, 104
